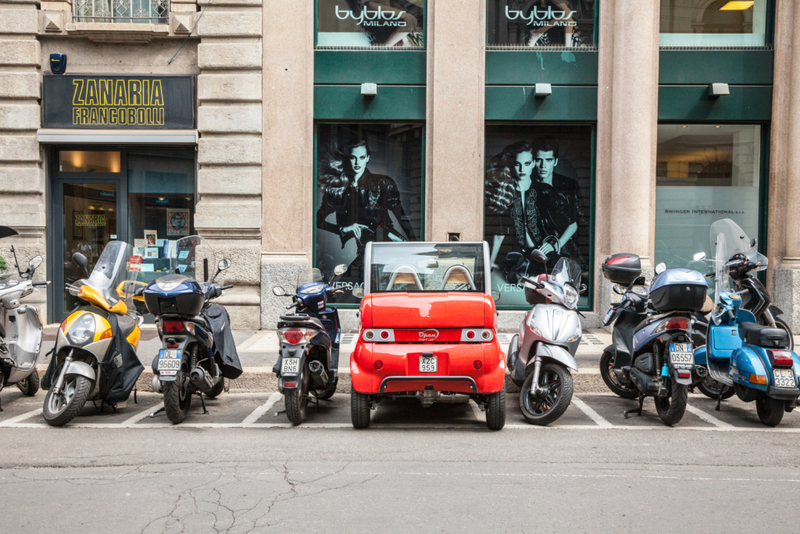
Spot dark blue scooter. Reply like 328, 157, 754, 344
271, 265, 346, 425
694, 219, 800, 426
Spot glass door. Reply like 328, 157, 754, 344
52, 150, 126, 322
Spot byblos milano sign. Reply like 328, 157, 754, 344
43, 75, 195, 129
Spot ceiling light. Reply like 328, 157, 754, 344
720, 1, 754, 10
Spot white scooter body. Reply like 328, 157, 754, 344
1, 278, 44, 384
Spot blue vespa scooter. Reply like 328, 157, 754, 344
694, 219, 800, 426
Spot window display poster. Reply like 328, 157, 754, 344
488, 0, 596, 47
167, 208, 190, 236
317, 0, 424, 47
315, 123, 423, 303
485, 125, 593, 308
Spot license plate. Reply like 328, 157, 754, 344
157, 349, 182, 372
420, 356, 437, 373
773, 368, 796, 388
670, 343, 694, 365
281, 357, 300, 375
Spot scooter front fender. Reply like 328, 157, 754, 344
65, 360, 96, 381
528, 343, 578, 372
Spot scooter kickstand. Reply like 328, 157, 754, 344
199, 393, 208, 415
149, 406, 165, 418
715, 389, 724, 412
624, 395, 645, 419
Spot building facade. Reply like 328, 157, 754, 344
1, 0, 799, 332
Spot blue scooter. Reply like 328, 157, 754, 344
694, 219, 800, 426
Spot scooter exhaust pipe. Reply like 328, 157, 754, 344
189, 367, 215, 394
308, 360, 329, 389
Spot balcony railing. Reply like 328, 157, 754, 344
73, 0, 169, 23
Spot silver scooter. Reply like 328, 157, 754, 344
0, 226, 48, 410
506, 251, 585, 425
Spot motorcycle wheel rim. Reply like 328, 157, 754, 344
525, 369, 561, 415
48, 377, 77, 415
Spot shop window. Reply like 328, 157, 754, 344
484, 125, 593, 308
315, 123, 424, 303
59, 151, 121, 173
316, 0, 425, 47
487, 0, 597, 48
127, 148, 195, 285
660, 0, 768, 47
655, 124, 761, 271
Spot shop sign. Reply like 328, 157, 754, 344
43, 75, 195, 129
317, 0, 424, 47
74, 213, 106, 227
488, 0, 595, 47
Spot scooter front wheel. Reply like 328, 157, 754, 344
756, 395, 785, 427
43, 375, 92, 427
519, 363, 573, 426
599, 351, 638, 399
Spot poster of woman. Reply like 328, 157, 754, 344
487, 0, 596, 47
317, 0, 424, 47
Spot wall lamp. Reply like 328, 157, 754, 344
534, 83, 552, 98
708, 83, 730, 98
361, 83, 377, 97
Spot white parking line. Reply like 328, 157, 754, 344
572, 396, 613, 428
686, 404, 735, 429
0, 408, 42, 427
120, 404, 163, 427
242, 392, 282, 425
469, 400, 486, 422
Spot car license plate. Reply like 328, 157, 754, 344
773, 368, 796, 388
281, 357, 300, 375
669, 343, 694, 365
157, 349, 181, 373
420, 356, 437, 373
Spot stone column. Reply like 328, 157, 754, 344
0, 1, 46, 316
595, 0, 660, 321
769, 0, 800, 329
426, 0, 486, 242
195, 0, 264, 329
259, 1, 314, 329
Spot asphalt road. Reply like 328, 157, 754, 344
2, 387, 800, 533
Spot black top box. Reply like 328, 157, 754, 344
602, 254, 642, 286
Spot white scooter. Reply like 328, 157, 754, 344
0, 226, 48, 410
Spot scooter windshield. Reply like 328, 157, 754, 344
296, 268, 324, 292
76, 241, 136, 308
710, 219, 766, 324
545, 257, 582, 310
169, 236, 221, 283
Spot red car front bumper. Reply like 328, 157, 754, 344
350, 339, 505, 395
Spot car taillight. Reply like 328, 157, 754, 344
461, 329, 494, 342
654, 317, 689, 334
768, 349, 794, 368
374, 360, 383, 370
282, 329, 305, 344
362, 329, 394, 342
161, 320, 187, 334
473, 360, 482, 370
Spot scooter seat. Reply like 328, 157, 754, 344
279, 314, 324, 330
739, 322, 790, 349
117, 313, 137, 339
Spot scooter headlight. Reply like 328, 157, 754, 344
563, 284, 579, 309
66, 314, 96, 346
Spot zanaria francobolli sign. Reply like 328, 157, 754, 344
43, 75, 195, 130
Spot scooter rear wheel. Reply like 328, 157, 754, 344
756, 395, 785, 427
286, 363, 309, 425
599, 351, 638, 399
17, 370, 39, 396
654, 380, 688, 426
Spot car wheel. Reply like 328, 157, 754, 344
351, 387, 371, 429
485, 388, 505, 430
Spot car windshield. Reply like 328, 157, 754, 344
550, 257, 582, 289
370, 243, 486, 293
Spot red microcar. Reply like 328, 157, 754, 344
350, 241, 505, 430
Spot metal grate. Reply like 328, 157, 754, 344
73, 0, 169, 23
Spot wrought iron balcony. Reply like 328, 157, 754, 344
73, 0, 169, 23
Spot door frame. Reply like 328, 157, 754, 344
50, 147, 128, 323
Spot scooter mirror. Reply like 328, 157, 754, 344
218, 258, 231, 271
352, 286, 364, 299
693, 252, 706, 262
333, 263, 348, 276
531, 250, 548, 264
579, 283, 588, 295
655, 262, 667, 275
272, 286, 286, 296
491, 290, 501, 302
613, 284, 624, 295
72, 252, 89, 276
28, 255, 42, 271
750, 237, 757, 248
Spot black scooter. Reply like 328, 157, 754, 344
271, 265, 346, 425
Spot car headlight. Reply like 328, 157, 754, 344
564, 284, 579, 309
67, 314, 95, 346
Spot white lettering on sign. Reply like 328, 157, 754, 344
505, 5, 577, 27
335, 5, 407, 27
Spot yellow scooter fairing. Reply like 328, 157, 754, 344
77, 284, 128, 315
